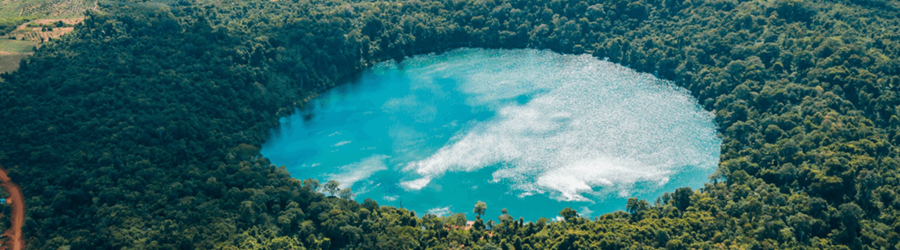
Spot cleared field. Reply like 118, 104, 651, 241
0, 16, 79, 79
11, 17, 81, 42
0, 39, 35, 53
0, 53, 30, 79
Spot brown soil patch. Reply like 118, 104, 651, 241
0, 53, 30, 80
0, 51, 29, 56
27, 18, 83, 26
0, 166, 25, 250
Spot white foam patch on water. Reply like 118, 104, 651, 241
402, 49, 720, 202
327, 155, 389, 189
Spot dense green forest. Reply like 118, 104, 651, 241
1, 0, 900, 248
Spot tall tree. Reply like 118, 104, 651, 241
474, 201, 487, 217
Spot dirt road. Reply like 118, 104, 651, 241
0, 166, 25, 250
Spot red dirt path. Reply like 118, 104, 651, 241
0, 166, 24, 250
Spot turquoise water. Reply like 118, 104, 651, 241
261, 48, 721, 221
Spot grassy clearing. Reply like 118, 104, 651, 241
0, 53, 29, 80
0, 39, 36, 53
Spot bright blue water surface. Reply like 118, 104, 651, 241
262, 48, 721, 221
